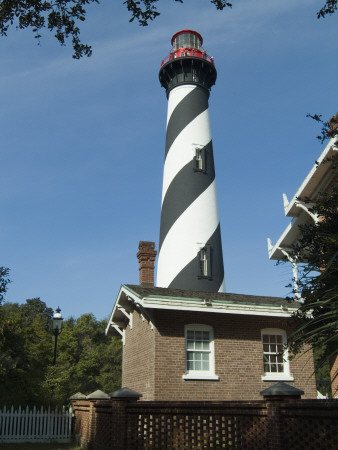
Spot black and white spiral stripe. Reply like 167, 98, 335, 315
157, 84, 225, 292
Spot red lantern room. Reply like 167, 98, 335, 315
161, 29, 214, 67
159, 29, 217, 96
171, 29, 203, 49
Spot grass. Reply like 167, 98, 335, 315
0, 443, 82, 450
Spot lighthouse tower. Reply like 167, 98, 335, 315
157, 30, 225, 292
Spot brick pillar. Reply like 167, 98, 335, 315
260, 382, 304, 450
137, 241, 157, 287
110, 387, 142, 450
86, 400, 97, 450
265, 398, 283, 450
109, 399, 128, 450
70, 393, 88, 448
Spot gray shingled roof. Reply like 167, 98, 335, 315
125, 284, 298, 308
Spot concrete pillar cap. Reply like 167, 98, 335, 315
70, 392, 87, 400
260, 382, 304, 398
86, 389, 110, 399
109, 387, 142, 398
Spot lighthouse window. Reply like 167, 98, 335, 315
198, 246, 211, 279
173, 33, 201, 51
193, 147, 206, 173
196, 149, 203, 170
200, 248, 207, 276
183, 324, 218, 380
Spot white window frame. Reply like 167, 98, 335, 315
183, 324, 219, 380
261, 328, 294, 382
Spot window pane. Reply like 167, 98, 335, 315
196, 352, 203, 360
187, 340, 194, 350
203, 331, 209, 340
187, 331, 194, 339
187, 360, 194, 370
202, 360, 209, 370
195, 331, 202, 340
195, 340, 202, 349
195, 360, 201, 370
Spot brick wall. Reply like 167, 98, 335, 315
72, 396, 338, 450
122, 309, 317, 400
72, 400, 91, 448
122, 310, 156, 399
330, 354, 338, 398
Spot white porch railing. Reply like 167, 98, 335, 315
0, 405, 72, 443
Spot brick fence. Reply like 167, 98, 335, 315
71, 388, 338, 450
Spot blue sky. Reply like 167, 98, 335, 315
1, 0, 337, 320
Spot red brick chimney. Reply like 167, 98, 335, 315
137, 241, 157, 287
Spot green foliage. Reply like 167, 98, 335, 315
306, 112, 338, 143
0, 0, 232, 58
0, 299, 122, 407
0, 266, 10, 305
43, 313, 122, 406
124, 0, 232, 26
317, 0, 338, 18
3, 0, 334, 58
313, 344, 331, 397
0, 299, 54, 406
0, 0, 99, 58
287, 182, 338, 375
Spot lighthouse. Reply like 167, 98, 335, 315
157, 30, 225, 292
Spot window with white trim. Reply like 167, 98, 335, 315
183, 324, 219, 380
261, 328, 294, 381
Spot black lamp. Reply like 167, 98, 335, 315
52, 307, 63, 365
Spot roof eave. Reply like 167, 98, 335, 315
268, 212, 312, 261
284, 138, 338, 217
140, 296, 297, 317
106, 286, 297, 334
105, 285, 141, 336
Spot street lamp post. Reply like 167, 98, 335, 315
52, 307, 63, 365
